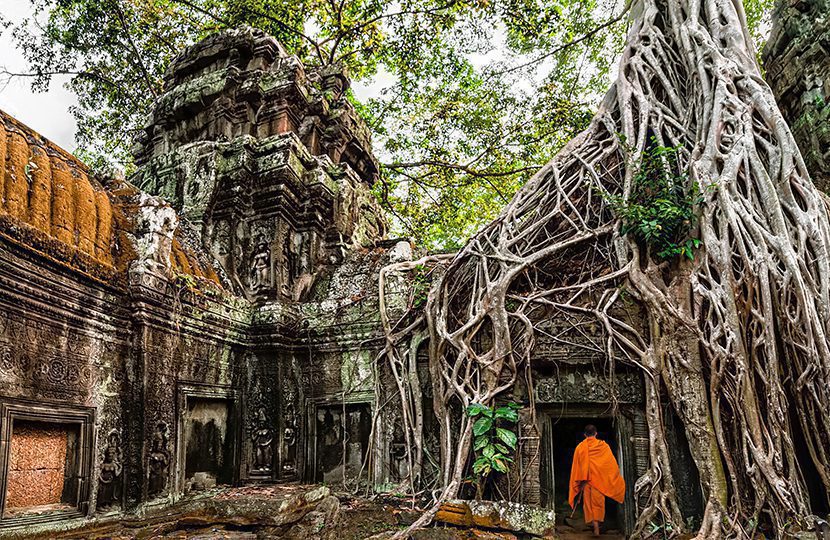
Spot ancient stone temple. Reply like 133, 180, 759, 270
764, 0, 830, 191
0, 26, 704, 538
0, 26, 405, 532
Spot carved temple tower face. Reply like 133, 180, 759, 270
131, 26, 387, 302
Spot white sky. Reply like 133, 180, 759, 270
0, 0, 79, 150
0, 0, 397, 153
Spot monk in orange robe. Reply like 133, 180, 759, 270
568, 424, 626, 536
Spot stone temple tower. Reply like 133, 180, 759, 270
131, 26, 387, 302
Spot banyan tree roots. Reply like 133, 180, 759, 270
379, 0, 830, 537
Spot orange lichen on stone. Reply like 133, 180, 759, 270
0, 110, 116, 271
202, 260, 220, 284
95, 190, 113, 263
72, 169, 97, 254
167, 234, 226, 288
50, 157, 75, 246
171, 238, 194, 275
4, 130, 30, 220
28, 145, 52, 234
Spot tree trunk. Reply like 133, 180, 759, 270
385, 0, 830, 536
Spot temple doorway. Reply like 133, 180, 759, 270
182, 398, 234, 491
544, 415, 626, 537
312, 403, 371, 484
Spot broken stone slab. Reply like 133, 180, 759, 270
435, 499, 555, 537
273, 485, 337, 527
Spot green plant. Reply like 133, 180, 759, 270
608, 137, 707, 261
466, 401, 521, 500
647, 520, 675, 539
410, 264, 431, 309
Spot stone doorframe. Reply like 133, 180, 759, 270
303, 391, 374, 484
173, 383, 240, 497
537, 404, 641, 536
0, 397, 95, 528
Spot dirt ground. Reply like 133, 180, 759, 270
9, 485, 625, 540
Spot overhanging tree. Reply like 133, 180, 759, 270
2, 0, 772, 248
380, 0, 830, 536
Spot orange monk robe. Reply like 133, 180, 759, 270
568, 437, 626, 523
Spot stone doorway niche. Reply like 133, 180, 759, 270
0, 399, 94, 527
308, 399, 372, 484
176, 384, 238, 494
539, 407, 637, 536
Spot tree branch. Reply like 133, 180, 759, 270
489, 8, 630, 78
111, 1, 158, 98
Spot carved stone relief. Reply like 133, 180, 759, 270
148, 421, 170, 496
251, 407, 274, 474
97, 429, 123, 509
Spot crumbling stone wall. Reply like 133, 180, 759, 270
0, 112, 114, 278
0, 25, 405, 534
764, 0, 830, 191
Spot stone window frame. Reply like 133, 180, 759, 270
174, 382, 240, 497
304, 391, 374, 484
0, 398, 95, 528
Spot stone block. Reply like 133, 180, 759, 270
5, 469, 65, 509
436, 500, 555, 537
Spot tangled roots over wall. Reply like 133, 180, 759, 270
382, 0, 830, 537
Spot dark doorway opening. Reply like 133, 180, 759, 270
183, 398, 233, 491
550, 417, 622, 535
314, 403, 371, 483
788, 403, 830, 515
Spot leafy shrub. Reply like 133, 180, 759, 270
466, 402, 521, 499
608, 137, 706, 261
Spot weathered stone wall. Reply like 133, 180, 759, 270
0, 25, 402, 534
764, 0, 830, 191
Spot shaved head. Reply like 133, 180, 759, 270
584, 424, 598, 437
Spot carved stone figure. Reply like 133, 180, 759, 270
131, 195, 178, 277
252, 407, 273, 473
250, 239, 270, 291
283, 403, 297, 448
148, 421, 170, 495
97, 430, 123, 509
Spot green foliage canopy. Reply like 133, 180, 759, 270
1, 0, 773, 248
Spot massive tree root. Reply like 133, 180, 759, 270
379, 0, 830, 537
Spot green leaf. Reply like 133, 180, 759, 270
494, 407, 519, 423
473, 416, 493, 436
466, 403, 487, 417
483, 444, 496, 459
496, 427, 518, 450
472, 456, 491, 475
474, 436, 488, 451
495, 443, 510, 454
492, 459, 508, 473
507, 402, 523, 410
